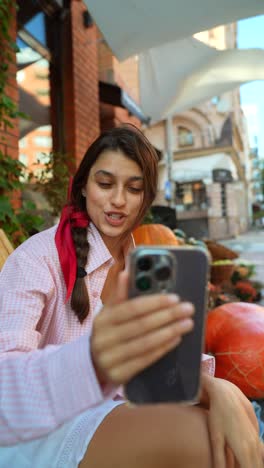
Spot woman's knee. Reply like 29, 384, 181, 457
80, 403, 213, 468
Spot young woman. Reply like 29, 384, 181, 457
0, 125, 262, 468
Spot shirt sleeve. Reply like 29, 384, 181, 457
0, 249, 106, 445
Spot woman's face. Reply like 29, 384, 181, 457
82, 149, 144, 246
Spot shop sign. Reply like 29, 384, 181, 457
212, 168, 233, 183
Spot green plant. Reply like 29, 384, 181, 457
0, 1, 20, 127
0, 1, 44, 245
231, 260, 256, 283
142, 209, 154, 224
253, 209, 264, 221
0, 152, 44, 245
30, 151, 74, 217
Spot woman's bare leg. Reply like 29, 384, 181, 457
79, 403, 213, 468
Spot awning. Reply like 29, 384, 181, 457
99, 81, 150, 124
171, 153, 238, 183
85, 0, 264, 60
139, 38, 264, 121
16, 47, 43, 70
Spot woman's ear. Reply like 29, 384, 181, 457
81, 189, 86, 198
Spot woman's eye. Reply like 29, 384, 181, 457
128, 186, 143, 193
98, 182, 112, 188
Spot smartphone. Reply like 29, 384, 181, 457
125, 245, 210, 405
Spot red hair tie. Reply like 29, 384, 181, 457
55, 182, 89, 302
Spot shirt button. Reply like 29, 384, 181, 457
92, 291, 98, 298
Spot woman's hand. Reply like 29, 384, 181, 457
200, 374, 264, 468
91, 270, 194, 385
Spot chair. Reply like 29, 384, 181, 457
0, 229, 14, 270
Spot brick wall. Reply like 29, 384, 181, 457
63, 1, 100, 167
98, 39, 139, 101
0, 9, 20, 208
0, 16, 19, 160
100, 102, 141, 132
98, 36, 141, 130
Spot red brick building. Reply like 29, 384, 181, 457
0, 6, 18, 158
4, 0, 147, 174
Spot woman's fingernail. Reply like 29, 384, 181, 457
167, 294, 180, 303
180, 318, 194, 328
180, 303, 194, 314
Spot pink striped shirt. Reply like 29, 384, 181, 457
0, 223, 118, 445
0, 223, 214, 446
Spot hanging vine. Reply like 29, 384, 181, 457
0, 0, 19, 127
0, 1, 44, 245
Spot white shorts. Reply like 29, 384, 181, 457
0, 399, 124, 468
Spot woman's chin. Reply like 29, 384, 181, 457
100, 224, 126, 239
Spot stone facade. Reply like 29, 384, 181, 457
143, 24, 251, 239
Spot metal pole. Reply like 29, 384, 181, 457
165, 116, 174, 207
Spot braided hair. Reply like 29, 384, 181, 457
70, 124, 159, 323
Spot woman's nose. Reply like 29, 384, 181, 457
111, 188, 126, 206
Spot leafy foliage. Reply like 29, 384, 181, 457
30, 151, 74, 217
0, 153, 44, 245
0, 1, 20, 126
0, 1, 44, 245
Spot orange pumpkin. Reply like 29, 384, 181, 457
205, 302, 264, 398
133, 224, 180, 246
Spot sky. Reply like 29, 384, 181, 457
238, 15, 264, 158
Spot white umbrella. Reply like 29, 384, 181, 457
85, 0, 264, 60
139, 38, 264, 121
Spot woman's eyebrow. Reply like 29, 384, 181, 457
128, 176, 144, 182
94, 170, 143, 182
94, 170, 113, 177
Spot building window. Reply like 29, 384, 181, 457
36, 151, 50, 164
34, 136, 52, 147
35, 72, 49, 80
211, 96, 220, 105
175, 181, 208, 211
178, 126, 194, 147
19, 153, 28, 165
19, 137, 27, 148
36, 89, 50, 96
38, 125, 52, 133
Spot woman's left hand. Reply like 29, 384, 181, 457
200, 374, 264, 468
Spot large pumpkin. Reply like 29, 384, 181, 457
205, 302, 264, 398
133, 224, 180, 246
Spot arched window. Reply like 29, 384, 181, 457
178, 126, 194, 147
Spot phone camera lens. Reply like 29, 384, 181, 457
137, 256, 152, 271
155, 265, 171, 281
136, 274, 151, 291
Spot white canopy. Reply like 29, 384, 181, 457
85, 0, 264, 60
171, 153, 238, 183
139, 39, 264, 121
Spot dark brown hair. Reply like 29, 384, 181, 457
70, 124, 159, 323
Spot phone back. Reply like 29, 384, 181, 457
125, 246, 209, 404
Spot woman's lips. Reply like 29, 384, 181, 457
105, 212, 127, 227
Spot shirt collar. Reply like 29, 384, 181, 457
86, 222, 135, 274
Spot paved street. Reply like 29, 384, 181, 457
219, 228, 264, 304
